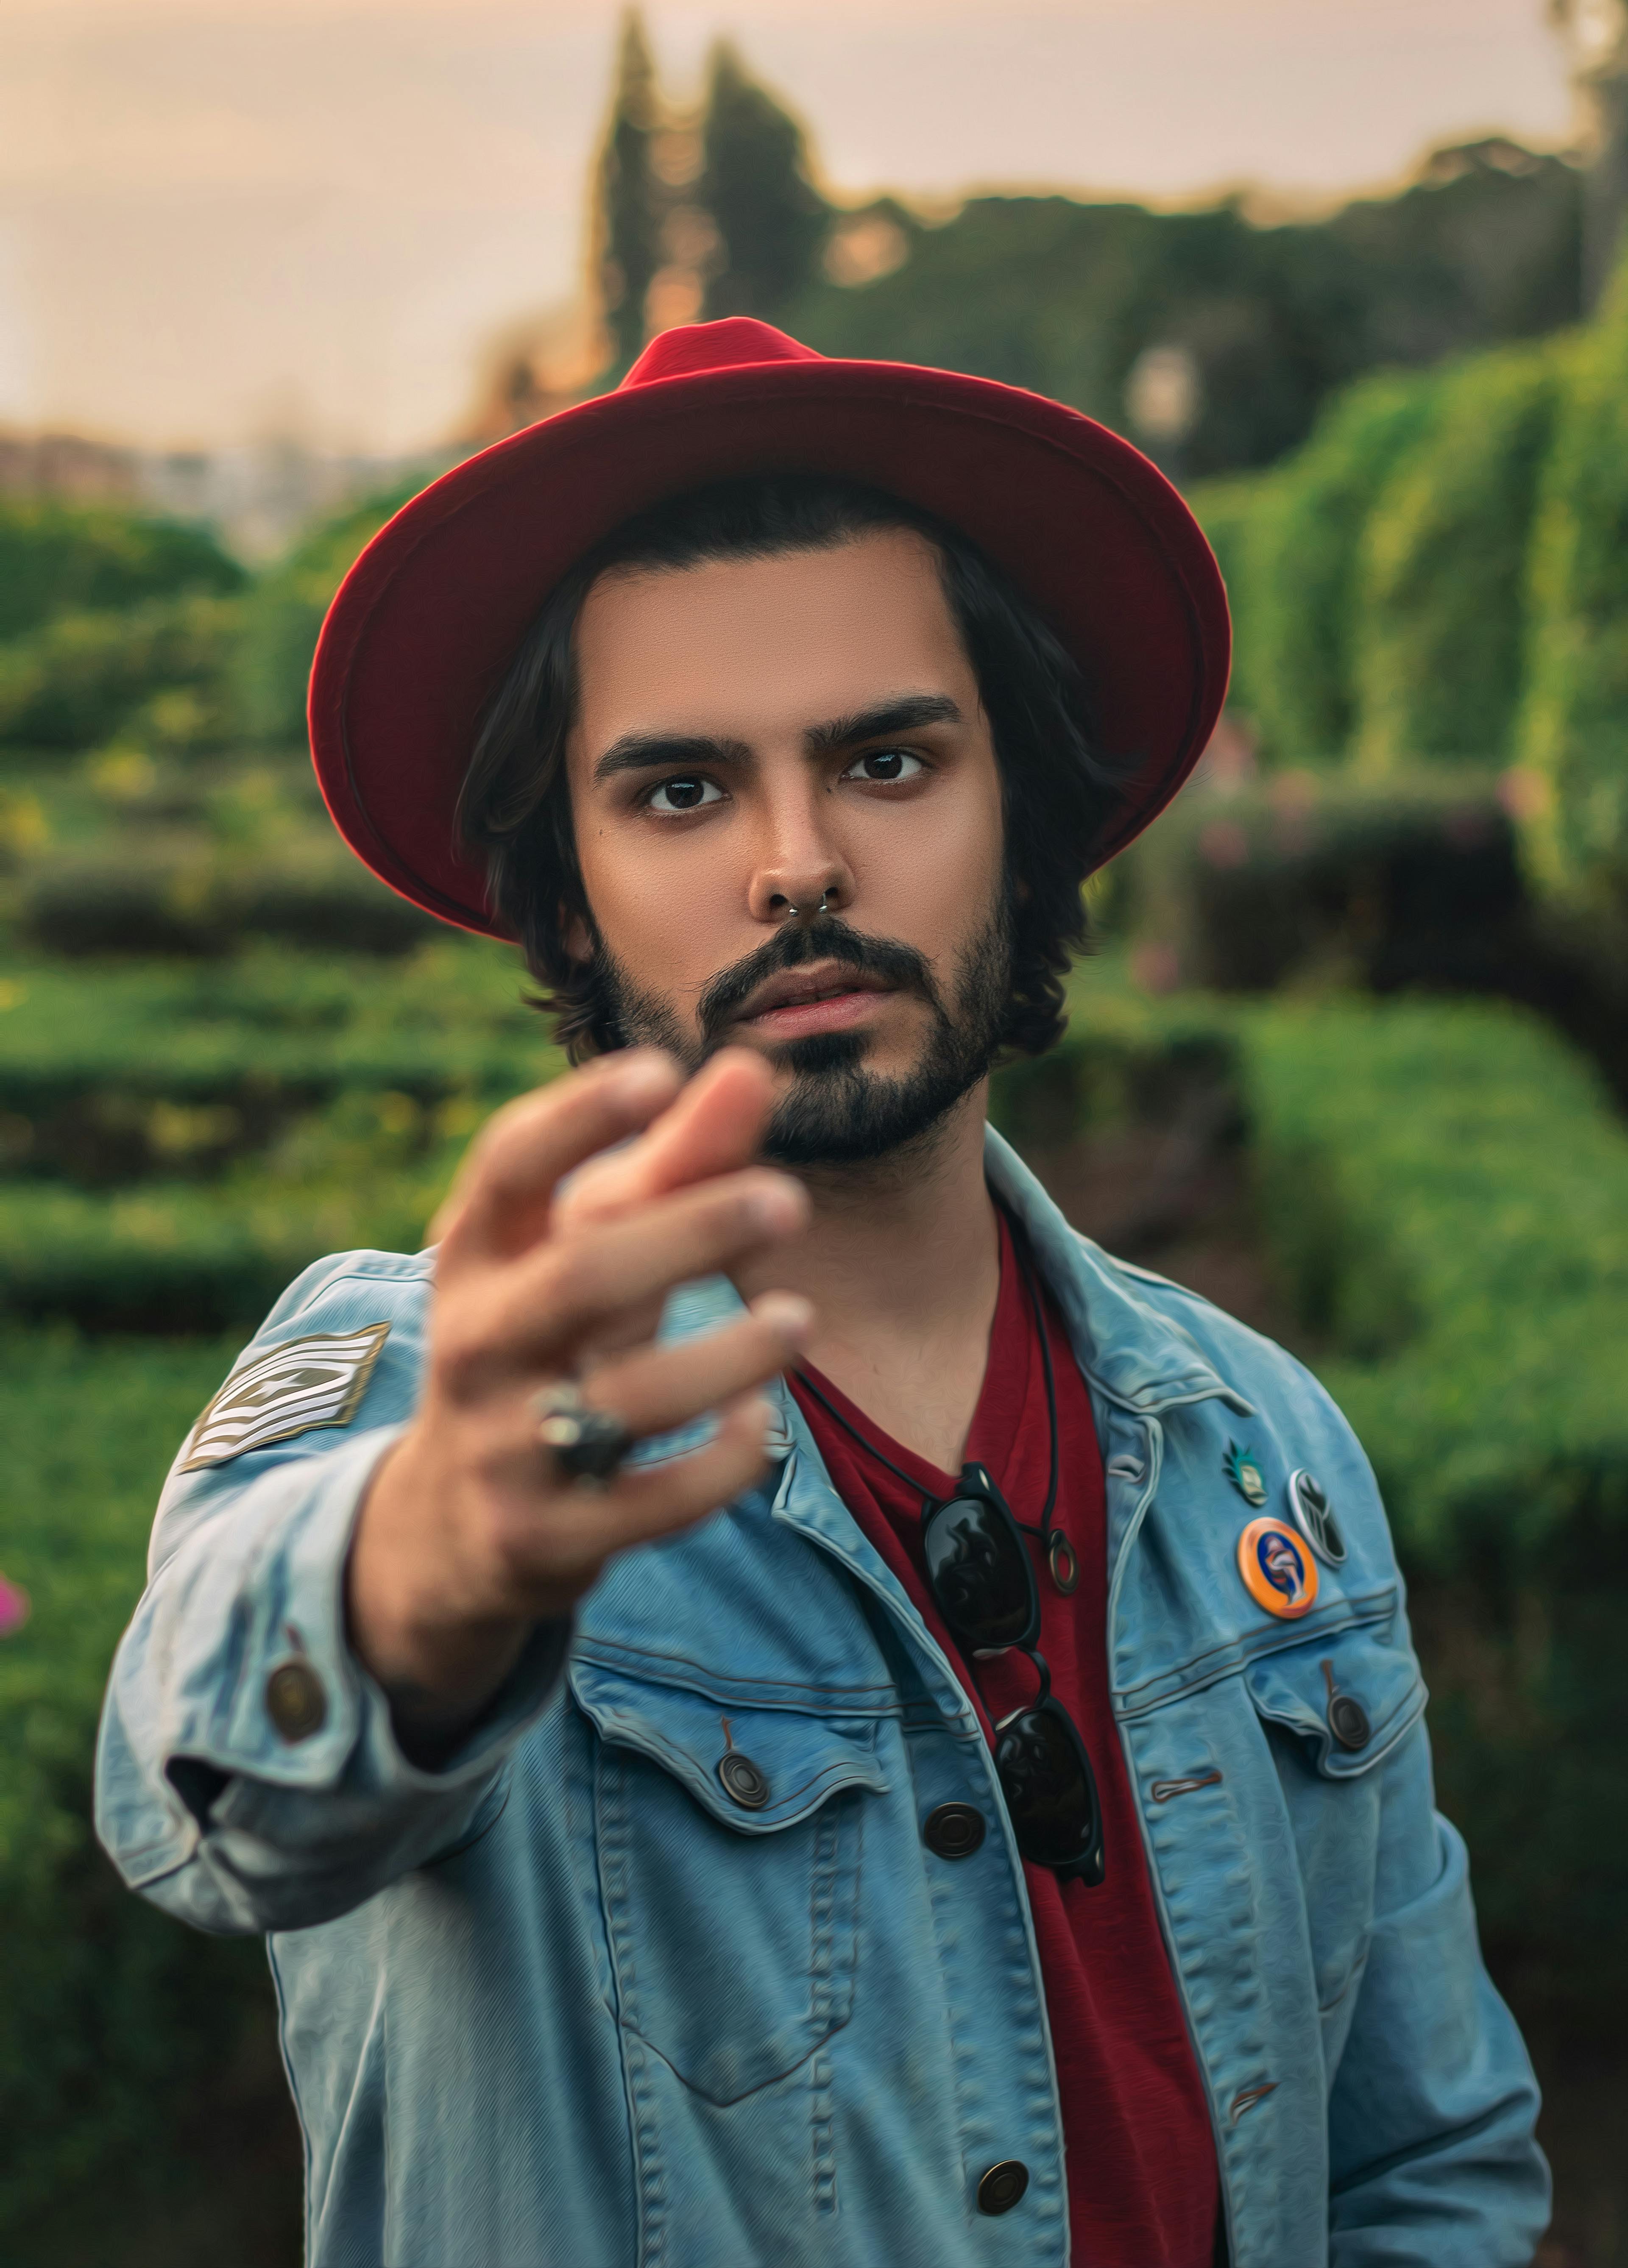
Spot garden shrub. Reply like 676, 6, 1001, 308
1517, 245, 1628, 906
1223, 369, 1444, 761
234, 483, 425, 748
1351, 341, 1561, 769
0, 596, 243, 754
21, 849, 440, 957
0, 1333, 299, 2263
1115, 769, 1526, 995
0, 501, 242, 645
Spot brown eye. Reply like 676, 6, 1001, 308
647, 776, 722, 815
844, 749, 923, 784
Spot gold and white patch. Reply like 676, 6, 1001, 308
181, 1323, 391, 1472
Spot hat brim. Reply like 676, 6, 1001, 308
309, 356, 1231, 939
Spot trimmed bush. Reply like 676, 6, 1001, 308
234, 484, 424, 748
20, 849, 441, 958
1517, 248, 1628, 904
1116, 769, 1527, 995
0, 1333, 298, 2262
1351, 342, 1561, 769
0, 501, 242, 645
0, 597, 243, 754
1203, 369, 1444, 760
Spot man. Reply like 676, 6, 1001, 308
96, 320, 1547, 2267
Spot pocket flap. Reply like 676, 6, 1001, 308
570, 1659, 888, 1832
1245, 1627, 1426, 1779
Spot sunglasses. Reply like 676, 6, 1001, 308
796, 1224, 1105, 1888
921, 1461, 1105, 1886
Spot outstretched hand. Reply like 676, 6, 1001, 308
348, 1047, 810, 1754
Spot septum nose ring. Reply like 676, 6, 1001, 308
783, 888, 834, 918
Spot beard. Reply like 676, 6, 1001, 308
594, 899, 1014, 1168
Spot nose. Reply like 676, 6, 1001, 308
748, 807, 855, 927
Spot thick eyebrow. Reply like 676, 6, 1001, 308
592, 731, 752, 785
803, 693, 962, 755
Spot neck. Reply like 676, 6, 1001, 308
734, 1081, 1002, 1472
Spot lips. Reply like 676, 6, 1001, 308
735, 962, 892, 1021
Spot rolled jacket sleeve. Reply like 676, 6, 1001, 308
94, 1251, 570, 1937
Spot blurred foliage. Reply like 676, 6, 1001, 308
0, 500, 241, 645
1192, 373, 1445, 760
0, 597, 243, 755
791, 140, 1582, 479
698, 40, 827, 326
1351, 345, 1562, 770
1115, 769, 1528, 998
233, 485, 421, 749
0, 1331, 300, 2264
1193, 234, 1628, 918
594, 10, 666, 371
1517, 252, 1628, 905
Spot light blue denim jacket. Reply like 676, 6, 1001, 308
95, 1130, 1548, 2268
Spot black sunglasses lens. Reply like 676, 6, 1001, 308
923, 1495, 1034, 1648
995, 1702, 1102, 1876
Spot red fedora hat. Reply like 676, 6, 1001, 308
309, 318, 1230, 938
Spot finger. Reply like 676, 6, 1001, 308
581, 1293, 812, 1439
555, 1049, 775, 1231
481, 1171, 809, 1372
523, 1395, 778, 1585
434, 1050, 682, 1261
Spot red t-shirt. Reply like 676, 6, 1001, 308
790, 1208, 1219, 2267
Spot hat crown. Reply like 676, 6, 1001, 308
620, 318, 824, 390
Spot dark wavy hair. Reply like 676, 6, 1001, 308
458, 473, 1129, 1062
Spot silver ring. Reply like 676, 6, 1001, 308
534, 1383, 634, 1488
783, 888, 833, 918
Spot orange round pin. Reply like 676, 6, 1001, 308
1236, 1517, 1319, 1618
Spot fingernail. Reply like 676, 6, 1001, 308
754, 1293, 813, 1343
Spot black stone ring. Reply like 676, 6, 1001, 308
533, 1384, 635, 1488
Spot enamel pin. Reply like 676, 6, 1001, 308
1224, 1440, 1268, 1507
1287, 1469, 1347, 1566
1236, 1516, 1319, 1618
180, 1322, 391, 1472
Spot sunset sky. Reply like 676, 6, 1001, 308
0, 0, 1580, 454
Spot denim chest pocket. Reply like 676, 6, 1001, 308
1244, 1615, 1426, 1780
571, 1660, 889, 2106
1244, 1614, 1427, 2041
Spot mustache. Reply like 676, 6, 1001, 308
696, 915, 941, 1044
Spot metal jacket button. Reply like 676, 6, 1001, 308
1327, 1693, 1372, 1751
265, 1659, 327, 1743
716, 1752, 770, 1809
976, 2161, 1029, 2215
923, 1802, 986, 1859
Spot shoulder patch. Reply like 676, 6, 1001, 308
181, 1322, 392, 1472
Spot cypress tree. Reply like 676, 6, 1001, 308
698, 42, 828, 324
594, 11, 665, 367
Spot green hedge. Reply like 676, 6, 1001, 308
0, 945, 555, 1125
1191, 370, 1443, 761
1351, 343, 1561, 770
0, 597, 243, 753
1113, 769, 1525, 995
0, 501, 242, 646
0, 1333, 299, 2263
234, 484, 424, 748
1518, 256, 1628, 904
